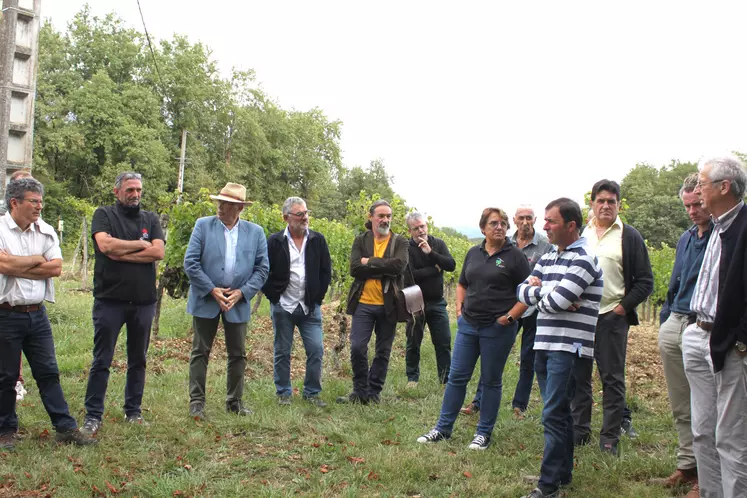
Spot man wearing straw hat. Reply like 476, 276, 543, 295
183, 183, 269, 420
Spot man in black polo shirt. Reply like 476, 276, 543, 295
80, 172, 164, 437
404, 212, 455, 386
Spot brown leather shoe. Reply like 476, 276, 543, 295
647, 468, 698, 487
460, 402, 479, 415
683, 483, 700, 498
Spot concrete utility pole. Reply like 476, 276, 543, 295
0, 0, 41, 210
176, 128, 187, 203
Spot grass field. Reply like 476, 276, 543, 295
0, 276, 686, 497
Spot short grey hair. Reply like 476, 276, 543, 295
5, 178, 44, 212
405, 211, 425, 228
679, 172, 699, 199
700, 155, 747, 199
514, 204, 536, 217
114, 171, 142, 188
282, 196, 306, 215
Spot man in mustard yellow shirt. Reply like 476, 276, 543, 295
572, 180, 653, 456
338, 200, 409, 405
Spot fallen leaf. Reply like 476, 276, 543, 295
448, 451, 457, 456
367, 471, 379, 480
39, 429, 50, 439
381, 439, 400, 446
384, 416, 395, 422
463, 471, 473, 478
91, 485, 105, 497
24, 472, 31, 479
173, 491, 184, 497
183, 465, 192, 471
312, 443, 320, 448
319, 465, 330, 473
429, 474, 440, 480
519, 444, 526, 450
346, 456, 365, 464
105, 481, 119, 494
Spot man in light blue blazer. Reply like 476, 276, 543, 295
184, 183, 269, 420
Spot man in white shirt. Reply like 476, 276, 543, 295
263, 197, 332, 407
0, 178, 96, 449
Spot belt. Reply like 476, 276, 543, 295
0, 302, 43, 313
696, 319, 714, 332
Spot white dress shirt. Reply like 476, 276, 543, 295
222, 220, 240, 288
279, 226, 308, 314
0, 212, 62, 305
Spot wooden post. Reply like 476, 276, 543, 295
70, 222, 84, 276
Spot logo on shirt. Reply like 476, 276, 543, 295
140, 229, 149, 241
495, 258, 504, 267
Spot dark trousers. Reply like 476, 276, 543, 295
349, 304, 397, 399
535, 350, 577, 495
405, 298, 451, 384
0, 308, 77, 434
85, 299, 156, 421
190, 314, 248, 407
511, 311, 538, 411
571, 311, 629, 446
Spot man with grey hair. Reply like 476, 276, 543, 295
647, 172, 711, 496
262, 197, 331, 407
0, 178, 97, 449
338, 199, 408, 404
683, 155, 747, 498
403, 211, 455, 386
81, 172, 164, 437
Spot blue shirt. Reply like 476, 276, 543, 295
670, 224, 712, 315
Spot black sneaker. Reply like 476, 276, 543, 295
336, 393, 368, 405
416, 429, 449, 444
79, 417, 101, 437
522, 487, 560, 498
226, 402, 253, 416
277, 395, 292, 406
601, 442, 618, 457
468, 434, 490, 450
621, 419, 639, 439
56, 428, 98, 446
303, 396, 327, 408
574, 433, 590, 447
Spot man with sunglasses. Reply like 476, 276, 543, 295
0, 178, 97, 449
81, 172, 165, 437
184, 183, 269, 420
263, 197, 331, 407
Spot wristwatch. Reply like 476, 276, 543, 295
735, 341, 747, 356
505, 314, 515, 324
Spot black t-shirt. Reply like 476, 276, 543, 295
458, 239, 531, 326
91, 203, 164, 304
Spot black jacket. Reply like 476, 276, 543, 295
711, 203, 747, 372
620, 223, 654, 325
262, 229, 332, 310
346, 230, 409, 321
406, 235, 456, 302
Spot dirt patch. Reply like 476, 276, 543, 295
626, 323, 667, 405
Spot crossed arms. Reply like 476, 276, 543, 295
0, 251, 62, 280
94, 232, 164, 263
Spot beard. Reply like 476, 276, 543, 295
376, 223, 390, 236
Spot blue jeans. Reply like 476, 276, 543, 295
436, 316, 518, 438
85, 299, 156, 420
272, 303, 324, 397
535, 349, 578, 495
0, 308, 77, 434
512, 311, 538, 411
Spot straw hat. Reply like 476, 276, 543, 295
209, 183, 253, 205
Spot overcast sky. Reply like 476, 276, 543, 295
42, 1, 747, 236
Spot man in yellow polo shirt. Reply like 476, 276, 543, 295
338, 200, 409, 405
571, 180, 653, 456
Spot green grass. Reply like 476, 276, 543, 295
0, 278, 683, 497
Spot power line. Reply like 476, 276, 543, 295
135, 0, 168, 101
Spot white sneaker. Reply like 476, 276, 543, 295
468, 434, 489, 450
15, 381, 27, 401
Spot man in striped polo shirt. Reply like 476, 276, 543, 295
518, 198, 604, 498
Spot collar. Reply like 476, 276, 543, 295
221, 219, 240, 233
588, 215, 624, 232
714, 200, 744, 227
688, 222, 713, 238
480, 238, 513, 255
283, 226, 309, 239
511, 230, 543, 246
5, 211, 37, 233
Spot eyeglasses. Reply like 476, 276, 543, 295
289, 210, 311, 218
695, 178, 724, 188
21, 198, 43, 207
487, 220, 508, 228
